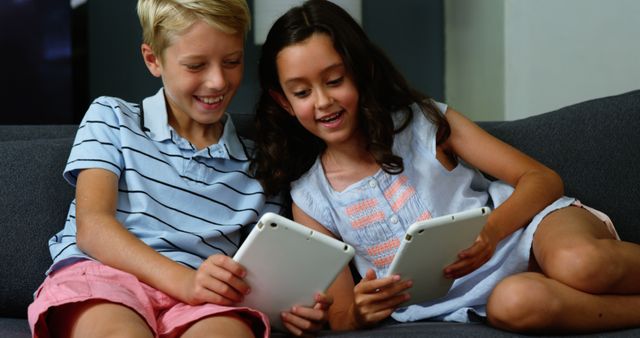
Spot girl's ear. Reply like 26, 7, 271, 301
269, 89, 295, 116
141, 44, 162, 78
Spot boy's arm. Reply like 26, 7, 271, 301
75, 168, 249, 305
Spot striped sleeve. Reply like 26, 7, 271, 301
63, 97, 127, 186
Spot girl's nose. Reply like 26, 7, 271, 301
315, 89, 334, 110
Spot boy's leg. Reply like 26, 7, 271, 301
28, 261, 161, 338
486, 206, 640, 333
48, 300, 153, 338
180, 314, 255, 338
158, 302, 269, 338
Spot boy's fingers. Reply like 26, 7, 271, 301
291, 305, 325, 322
206, 254, 246, 278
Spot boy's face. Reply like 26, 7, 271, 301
143, 21, 244, 131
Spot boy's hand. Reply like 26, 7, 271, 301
444, 226, 500, 279
351, 269, 412, 328
182, 254, 250, 306
281, 292, 333, 336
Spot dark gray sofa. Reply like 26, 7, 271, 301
1, 90, 639, 337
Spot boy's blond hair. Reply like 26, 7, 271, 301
137, 0, 250, 56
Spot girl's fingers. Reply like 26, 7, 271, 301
355, 274, 402, 294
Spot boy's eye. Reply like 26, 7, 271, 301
327, 77, 344, 86
185, 63, 204, 70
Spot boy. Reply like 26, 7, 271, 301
27, 1, 330, 337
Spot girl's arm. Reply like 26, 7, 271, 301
292, 203, 411, 330
75, 168, 249, 305
441, 108, 564, 277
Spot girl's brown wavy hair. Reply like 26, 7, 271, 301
251, 0, 449, 196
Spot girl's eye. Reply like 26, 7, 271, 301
223, 59, 242, 68
327, 77, 344, 86
293, 89, 310, 98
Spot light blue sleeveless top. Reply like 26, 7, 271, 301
290, 103, 574, 322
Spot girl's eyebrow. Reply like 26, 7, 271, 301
283, 62, 344, 85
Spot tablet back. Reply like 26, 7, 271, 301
233, 213, 355, 331
387, 207, 490, 306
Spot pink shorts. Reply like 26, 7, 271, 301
27, 260, 270, 338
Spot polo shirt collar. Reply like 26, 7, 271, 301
141, 88, 249, 161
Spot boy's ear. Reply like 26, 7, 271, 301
269, 89, 294, 116
141, 44, 162, 78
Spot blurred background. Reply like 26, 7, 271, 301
1, 0, 638, 125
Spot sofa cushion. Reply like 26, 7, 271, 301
480, 90, 640, 243
0, 137, 75, 318
0, 125, 78, 142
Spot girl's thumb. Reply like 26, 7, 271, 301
365, 268, 377, 281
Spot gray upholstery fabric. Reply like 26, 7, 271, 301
1, 90, 639, 337
480, 90, 640, 243
0, 137, 75, 318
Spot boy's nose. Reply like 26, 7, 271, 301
204, 66, 227, 90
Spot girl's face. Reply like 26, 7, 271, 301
143, 20, 244, 137
274, 33, 360, 148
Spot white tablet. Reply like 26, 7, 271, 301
233, 212, 355, 331
386, 207, 491, 306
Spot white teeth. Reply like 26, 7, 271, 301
319, 112, 342, 122
200, 95, 223, 104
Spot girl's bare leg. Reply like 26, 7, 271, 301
48, 300, 153, 338
487, 206, 640, 333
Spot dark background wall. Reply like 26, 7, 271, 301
0, 0, 73, 124
0, 0, 443, 124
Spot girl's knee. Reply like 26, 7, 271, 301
543, 239, 621, 292
487, 273, 560, 332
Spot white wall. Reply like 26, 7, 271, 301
446, 0, 640, 121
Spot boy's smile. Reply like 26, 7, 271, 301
142, 20, 244, 145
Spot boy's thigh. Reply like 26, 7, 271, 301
29, 260, 165, 338
48, 300, 153, 338
158, 303, 270, 338
179, 313, 256, 338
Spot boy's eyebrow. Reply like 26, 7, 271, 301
180, 50, 244, 61
283, 62, 344, 85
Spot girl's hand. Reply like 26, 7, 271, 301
444, 225, 501, 279
181, 254, 251, 306
281, 292, 333, 336
351, 269, 412, 328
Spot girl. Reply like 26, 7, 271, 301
251, 0, 640, 334
27, 1, 329, 337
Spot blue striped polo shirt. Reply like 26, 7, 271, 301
47, 88, 283, 274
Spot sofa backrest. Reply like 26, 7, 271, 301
0, 130, 76, 318
479, 89, 640, 243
